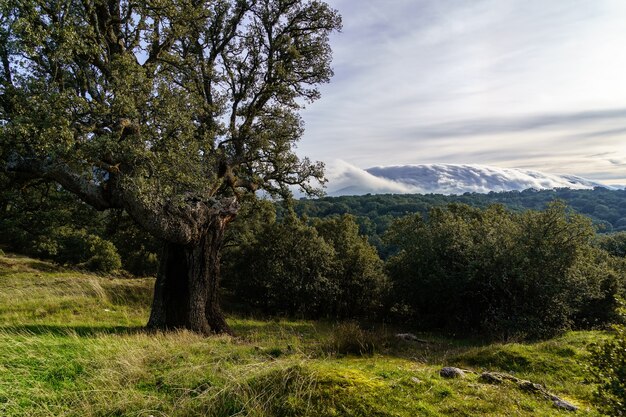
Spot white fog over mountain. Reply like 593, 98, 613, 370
322, 160, 616, 196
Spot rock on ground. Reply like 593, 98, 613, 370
439, 367, 465, 379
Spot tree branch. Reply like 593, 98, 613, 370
6, 157, 115, 211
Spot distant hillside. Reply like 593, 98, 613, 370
324, 160, 613, 196
295, 188, 626, 256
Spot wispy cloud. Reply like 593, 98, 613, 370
403, 108, 626, 139
298, 0, 626, 185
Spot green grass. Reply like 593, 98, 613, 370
0, 253, 608, 416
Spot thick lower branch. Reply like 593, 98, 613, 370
6, 157, 115, 210
7, 155, 240, 245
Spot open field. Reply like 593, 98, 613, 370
0, 253, 608, 416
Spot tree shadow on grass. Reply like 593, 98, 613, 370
229, 319, 323, 339
0, 324, 146, 337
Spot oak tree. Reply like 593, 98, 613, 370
0, 0, 341, 334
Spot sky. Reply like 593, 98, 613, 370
297, 0, 626, 185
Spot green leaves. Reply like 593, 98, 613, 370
385, 203, 622, 339
588, 300, 626, 416
229, 213, 337, 317
224, 210, 386, 318
1, 0, 341, 225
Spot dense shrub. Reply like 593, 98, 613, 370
50, 228, 122, 272
314, 215, 389, 318
225, 214, 388, 318
23, 226, 121, 272
589, 302, 626, 416
0, 181, 104, 253
0, 181, 150, 275
228, 215, 336, 317
104, 211, 160, 276
21, 221, 138, 274
385, 202, 622, 339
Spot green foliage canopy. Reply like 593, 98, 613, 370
385, 202, 622, 339
313, 214, 388, 317
294, 188, 626, 256
1, 0, 342, 244
228, 213, 337, 316
596, 231, 626, 258
226, 213, 387, 318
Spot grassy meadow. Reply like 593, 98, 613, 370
0, 253, 609, 416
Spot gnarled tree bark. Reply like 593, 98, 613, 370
136, 197, 239, 334
147, 211, 235, 335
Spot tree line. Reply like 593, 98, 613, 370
293, 188, 626, 233
293, 188, 626, 254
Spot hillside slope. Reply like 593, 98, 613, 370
296, 188, 626, 237
0, 253, 606, 416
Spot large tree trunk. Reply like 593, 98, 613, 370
147, 215, 231, 335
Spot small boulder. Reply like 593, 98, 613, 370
440, 367, 465, 379
479, 372, 504, 384
553, 399, 578, 412
518, 380, 543, 392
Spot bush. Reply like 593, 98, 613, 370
227, 215, 337, 317
103, 211, 160, 276
385, 202, 621, 340
589, 302, 626, 416
0, 182, 155, 276
314, 215, 389, 318
81, 235, 122, 273
225, 213, 388, 319
35, 227, 122, 273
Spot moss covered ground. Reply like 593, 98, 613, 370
0, 253, 607, 416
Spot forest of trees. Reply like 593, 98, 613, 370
293, 187, 626, 257
2, 0, 625, 340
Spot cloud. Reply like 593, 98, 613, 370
324, 159, 418, 195
402, 108, 626, 139
322, 160, 611, 196
297, 0, 626, 185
